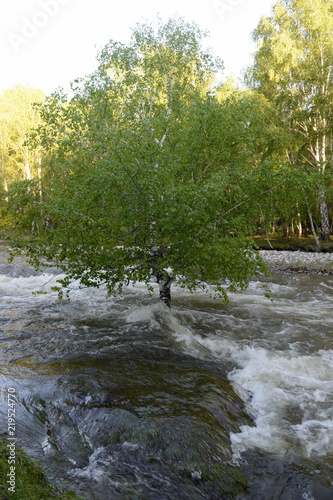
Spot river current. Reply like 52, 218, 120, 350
0, 247, 333, 499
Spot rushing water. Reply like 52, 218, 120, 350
0, 247, 333, 499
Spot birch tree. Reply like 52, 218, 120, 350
0, 85, 45, 191
8, 18, 267, 306
247, 0, 333, 240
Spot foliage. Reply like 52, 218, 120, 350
0, 85, 45, 192
6, 17, 268, 305
247, 0, 333, 239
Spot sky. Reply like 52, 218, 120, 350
1, 0, 276, 95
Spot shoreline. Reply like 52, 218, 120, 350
259, 250, 333, 275
271, 265, 333, 275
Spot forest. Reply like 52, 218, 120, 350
1, 0, 333, 306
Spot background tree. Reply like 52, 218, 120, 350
7, 17, 268, 306
0, 85, 45, 190
247, 0, 333, 240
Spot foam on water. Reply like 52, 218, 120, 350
0, 273, 63, 297
154, 275, 333, 462
229, 348, 333, 458
168, 323, 333, 460
2, 250, 333, 469
125, 302, 165, 325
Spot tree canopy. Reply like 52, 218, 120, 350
0, 85, 45, 190
247, 0, 333, 241
4, 17, 269, 306
2, 7, 333, 305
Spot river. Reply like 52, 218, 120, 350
0, 247, 333, 499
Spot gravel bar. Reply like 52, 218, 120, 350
259, 250, 333, 275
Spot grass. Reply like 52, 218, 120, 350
0, 435, 81, 500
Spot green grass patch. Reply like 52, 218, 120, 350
0, 435, 80, 500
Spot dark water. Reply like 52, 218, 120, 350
0, 249, 333, 499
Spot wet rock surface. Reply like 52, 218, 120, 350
238, 452, 333, 500
277, 265, 333, 275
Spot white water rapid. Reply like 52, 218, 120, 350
1, 247, 333, 499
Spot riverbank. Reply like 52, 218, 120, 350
259, 249, 333, 274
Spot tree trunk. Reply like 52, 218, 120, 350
307, 205, 321, 251
24, 155, 32, 180
314, 132, 330, 240
156, 270, 172, 308
318, 188, 330, 241
297, 221, 302, 238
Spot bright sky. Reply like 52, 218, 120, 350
1, 0, 276, 95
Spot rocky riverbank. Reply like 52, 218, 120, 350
260, 250, 333, 275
